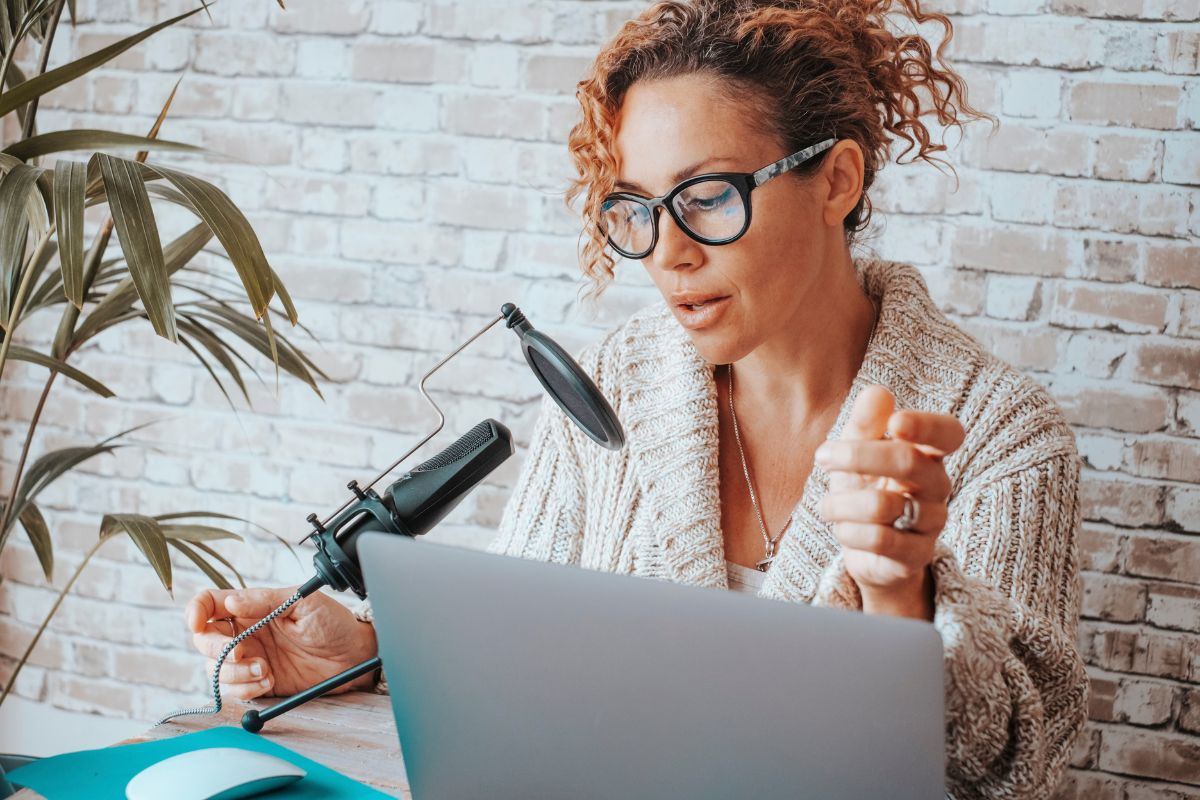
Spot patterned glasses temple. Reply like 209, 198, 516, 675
751, 137, 838, 187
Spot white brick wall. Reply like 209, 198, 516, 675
0, 0, 1197, 793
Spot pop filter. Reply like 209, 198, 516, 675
501, 303, 625, 450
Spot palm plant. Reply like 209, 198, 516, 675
0, 0, 325, 706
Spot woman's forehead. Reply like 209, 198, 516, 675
613, 75, 778, 188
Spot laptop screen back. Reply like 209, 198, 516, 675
359, 533, 945, 800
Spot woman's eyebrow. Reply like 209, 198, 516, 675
614, 156, 741, 194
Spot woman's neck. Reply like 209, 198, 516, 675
729, 258, 877, 421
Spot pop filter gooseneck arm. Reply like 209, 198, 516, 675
304, 308, 511, 540
302, 303, 623, 543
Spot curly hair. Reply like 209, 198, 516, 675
566, 0, 998, 301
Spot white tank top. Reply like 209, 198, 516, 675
726, 560, 769, 594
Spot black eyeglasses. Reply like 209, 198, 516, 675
599, 137, 837, 260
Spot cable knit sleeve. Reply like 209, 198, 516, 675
814, 427, 1089, 799
485, 390, 589, 565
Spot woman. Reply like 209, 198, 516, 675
186, 1, 1089, 797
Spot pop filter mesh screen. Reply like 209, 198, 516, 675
528, 347, 608, 441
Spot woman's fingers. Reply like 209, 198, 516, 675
840, 385, 894, 441
820, 489, 947, 535
224, 586, 303, 620
887, 409, 965, 457
205, 657, 270, 684
204, 655, 274, 699
192, 631, 265, 663
816, 440, 951, 501
831, 522, 935, 569
185, 590, 220, 634
219, 676, 273, 701
185, 587, 300, 634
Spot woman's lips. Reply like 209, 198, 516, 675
672, 295, 731, 330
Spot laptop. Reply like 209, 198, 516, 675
358, 533, 946, 799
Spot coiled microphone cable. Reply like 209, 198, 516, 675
154, 576, 320, 727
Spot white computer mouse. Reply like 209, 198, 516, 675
125, 746, 306, 800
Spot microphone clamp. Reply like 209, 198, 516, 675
303, 481, 400, 599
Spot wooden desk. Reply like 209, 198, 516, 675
12, 693, 410, 799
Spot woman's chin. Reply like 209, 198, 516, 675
685, 332, 744, 368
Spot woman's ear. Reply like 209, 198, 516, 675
819, 140, 865, 229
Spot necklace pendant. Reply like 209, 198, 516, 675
754, 555, 775, 572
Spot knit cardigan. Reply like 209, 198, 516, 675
481, 257, 1090, 800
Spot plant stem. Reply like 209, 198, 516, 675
0, 371, 56, 548
20, 0, 66, 142
0, 538, 104, 707
0, 225, 54, 386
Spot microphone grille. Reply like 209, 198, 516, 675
412, 420, 494, 472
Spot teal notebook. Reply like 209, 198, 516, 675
7, 725, 395, 799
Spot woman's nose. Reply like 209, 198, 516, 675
648, 208, 703, 272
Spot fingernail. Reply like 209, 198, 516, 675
251, 662, 263, 678
260, 678, 271, 689
814, 443, 833, 465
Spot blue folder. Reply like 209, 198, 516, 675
7, 725, 394, 799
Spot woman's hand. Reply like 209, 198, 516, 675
185, 586, 378, 701
815, 385, 964, 620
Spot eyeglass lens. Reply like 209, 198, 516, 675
601, 178, 746, 257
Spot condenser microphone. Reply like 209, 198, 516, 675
300, 418, 514, 600
295, 303, 627, 599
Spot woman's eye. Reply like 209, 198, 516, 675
688, 187, 734, 211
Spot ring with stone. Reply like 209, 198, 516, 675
892, 493, 919, 531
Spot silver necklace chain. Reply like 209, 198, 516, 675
727, 296, 881, 572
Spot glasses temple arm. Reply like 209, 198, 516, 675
751, 137, 838, 187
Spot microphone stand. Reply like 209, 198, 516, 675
241, 657, 381, 733
227, 302, 624, 735
237, 314, 511, 738
238, 310, 516, 735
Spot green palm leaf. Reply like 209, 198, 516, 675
177, 334, 236, 408
160, 523, 243, 543
18, 229, 55, 309
49, 224, 111, 357
14, 500, 51, 580
190, 304, 325, 396
0, 162, 41, 322
0, 5, 204, 120
5, 443, 119, 552
4, 130, 203, 161
166, 538, 231, 590
51, 159, 84, 306
178, 316, 250, 405
70, 221, 211, 348
154, 509, 297, 561
7, 343, 114, 396
93, 153, 174, 342
137, 161, 277, 322
2, 421, 155, 549
191, 540, 246, 588
100, 513, 171, 595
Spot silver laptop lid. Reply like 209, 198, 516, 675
359, 533, 945, 800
